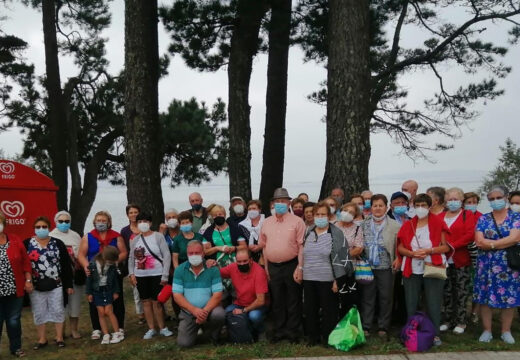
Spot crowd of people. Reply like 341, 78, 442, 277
1, 180, 520, 357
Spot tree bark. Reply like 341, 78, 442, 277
319, 0, 371, 200
124, 0, 164, 227
41, 0, 68, 210
227, 0, 267, 201
258, 0, 291, 213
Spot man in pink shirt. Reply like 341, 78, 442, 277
220, 249, 268, 341
259, 188, 305, 343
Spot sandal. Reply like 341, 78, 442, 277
33, 341, 48, 350
13, 349, 26, 358
55, 340, 66, 348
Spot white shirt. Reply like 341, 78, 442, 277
133, 234, 163, 277
401, 225, 445, 275
239, 215, 265, 246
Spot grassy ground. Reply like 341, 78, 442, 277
2, 283, 520, 360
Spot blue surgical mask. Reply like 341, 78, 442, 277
358, 205, 364, 213
274, 203, 288, 215
446, 200, 462, 212
314, 217, 329, 228
490, 199, 506, 211
364, 200, 371, 209
465, 204, 478, 213
57, 222, 71, 233
180, 224, 193, 233
393, 206, 407, 215
35, 228, 49, 239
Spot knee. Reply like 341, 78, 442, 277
177, 335, 196, 348
248, 310, 263, 324
211, 307, 225, 322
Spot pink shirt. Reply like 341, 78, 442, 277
259, 213, 305, 263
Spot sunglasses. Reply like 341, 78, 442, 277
57, 220, 70, 224
35, 225, 48, 229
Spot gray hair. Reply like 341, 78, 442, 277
54, 210, 71, 223
187, 239, 204, 250
446, 187, 464, 200
164, 208, 178, 216
487, 185, 509, 198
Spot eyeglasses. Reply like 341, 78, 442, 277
488, 197, 503, 201
57, 220, 70, 224
35, 225, 48, 229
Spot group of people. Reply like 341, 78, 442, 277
1, 180, 520, 357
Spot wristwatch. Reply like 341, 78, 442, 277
242, 308, 248, 314
25, 279, 32, 283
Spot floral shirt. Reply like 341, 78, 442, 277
27, 237, 62, 287
0, 242, 17, 297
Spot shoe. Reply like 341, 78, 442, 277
101, 334, 110, 345
138, 317, 146, 325
433, 336, 442, 346
91, 330, 102, 340
453, 325, 466, 334
197, 328, 203, 336
143, 329, 157, 340
110, 331, 124, 344
33, 341, 48, 350
471, 312, 479, 324
118, 328, 125, 335
12, 349, 26, 358
56, 341, 65, 348
479, 330, 493, 343
159, 327, 173, 337
501, 332, 515, 344
439, 324, 449, 332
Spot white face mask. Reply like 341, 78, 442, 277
188, 255, 203, 266
329, 206, 336, 214
340, 211, 354, 223
0, 223, 4, 233
166, 218, 178, 228
270, 208, 276, 216
247, 210, 260, 219
416, 207, 429, 219
138, 222, 150, 233
233, 204, 245, 215
511, 204, 520, 213
402, 191, 412, 200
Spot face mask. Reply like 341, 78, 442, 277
274, 203, 288, 215
180, 224, 193, 233
188, 255, 203, 266
393, 206, 407, 215
402, 191, 412, 200
95, 222, 108, 232
293, 209, 303, 218
339, 211, 354, 223
464, 204, 478, 213
35, 228, 49, 239
57, 222, 70, 232
138, 222, 150, 233
247, 210, 260, 219
314, 217, 329, 228
237, 263, 250, 273
416, 207, 429, 219
270, 208, 276, 216
214, 216, 226, 226
192, 204, 202, 212
233, 204, 245, 215
511, 204, 520, 213
358, 205, 364, 213
446, 200, 462, 212
0, 224, 3, 233
364, 200, 371, 209
329, 206, 336, 214
166, 218, 178, 228
490, 199, 506, 211
372, 214, 386, 222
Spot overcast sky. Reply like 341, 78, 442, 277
1, 1, 519, 190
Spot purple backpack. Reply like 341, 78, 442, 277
400, 312, 435, 352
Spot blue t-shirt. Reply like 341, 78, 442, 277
172, 261, 223, 309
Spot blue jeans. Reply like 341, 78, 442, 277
0, 295, 24, 354
225, 304, 266, 334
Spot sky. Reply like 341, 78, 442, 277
1, 1, 519, 191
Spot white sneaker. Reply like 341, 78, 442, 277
101, 334, 110, 345
91, 330, 102, 340
453, 325, 466, 334
479, 330, 493, 343
501, 332, 515, 344
110, 332, 124, 344
118, 328, 125, 336
143, 329, 157, 340
197, 328, 203, 336
439, 324, 449, 332
159, 327, 173, 337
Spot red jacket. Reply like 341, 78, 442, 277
441, 209, 475, 268
397, 213, 452, 278
5, 233, 31, 297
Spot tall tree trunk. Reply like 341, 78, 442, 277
124, 0, 164, 227
259, 0, 291, 213
42, 0, 68, 210
319, 0, 371, 200
227, 0, 267, 201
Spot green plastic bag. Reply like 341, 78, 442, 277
328, 306, 366, 351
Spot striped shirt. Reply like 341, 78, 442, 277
172, 261, 223, 309
303, 230, 334, 282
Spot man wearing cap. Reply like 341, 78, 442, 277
259, 188, 305, 343
387, 191, 411, 227
401, 180, 419, 217
227, 196, 248, 228
186, 192, 208, 233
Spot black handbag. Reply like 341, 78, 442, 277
491, 213, 520, 271
34, 277, 59, 292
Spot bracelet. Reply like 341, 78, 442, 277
25, 279, 32, 283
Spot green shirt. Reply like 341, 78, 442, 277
211, 227, 235, 265
192, 215, 203, 234
172, 232, 204, 264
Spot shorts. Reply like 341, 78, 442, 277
136, 275, 162, 301
93, 286, 114, 307
30, 288, 65, 325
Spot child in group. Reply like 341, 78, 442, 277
86, 246, 124, 344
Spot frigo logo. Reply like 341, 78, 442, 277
0, 200, 26, 225
0, 161, 16, 180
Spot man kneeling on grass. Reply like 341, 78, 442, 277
172, 240, 225, 347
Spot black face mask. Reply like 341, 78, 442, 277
192, 204, 202, 211
238, 263, 250, 273
214, 216, 226, 226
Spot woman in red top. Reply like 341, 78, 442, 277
439, 188, 475, 335
397, 193, 451, 346
0, 212, 33, 358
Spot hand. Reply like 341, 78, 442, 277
232, 308, 245, 315
159, 223, 168, 233
293, 267, 303, 284
87, 295, 93, 303
265, 267, 270, 281
67, 288, 74, 295
129, 275, 137, 286
392, 258, 402, 272
160, 280, 167, 286
332, 280, 338, 293
113, 293, 119, 300
192, 308, 208, 324
205, 259, 218, 268
249, 244, 259, 252
24, 281, 33, 294
84, 265, 91, 276
412, 250, 427, 259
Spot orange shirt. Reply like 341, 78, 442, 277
259, 213, 305, 263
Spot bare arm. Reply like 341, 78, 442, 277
203, 291, 222, 313
493, 228, 520, 249
78, 235, 89, 270
173, 253, 179, 269
244, 293, 265, 312
116, 236, 127, 263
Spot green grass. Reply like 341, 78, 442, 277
2, 283, 520, 359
